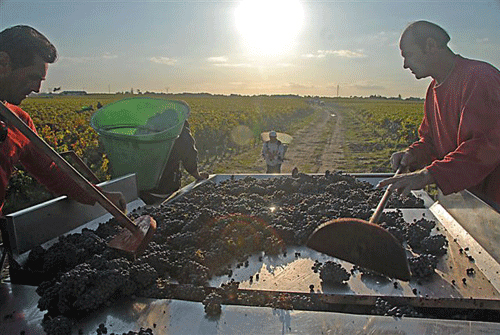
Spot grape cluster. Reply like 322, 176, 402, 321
408, 254, 438, 278
26, 229, 107, 275
41, 315, 73, 335
420, 234, 448, 256
378, 211, 447, 258
73, 268, 127, 313
111, 328, 155, 335
319, 261, 351, 285
202, 292, 223, 317
37, 256, 156, 316
219, 280, 240, 301
372, 297, 422, 318
130, 263, 158, 289
178, 260, 210, 286
406, 222, 432, 250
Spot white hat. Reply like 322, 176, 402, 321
269, 131, 277, 137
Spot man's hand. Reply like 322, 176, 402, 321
390, 150, 416, 172
102, 191, 127, 212
376, 168, 435, 197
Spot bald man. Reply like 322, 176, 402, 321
377, 21, 500, 205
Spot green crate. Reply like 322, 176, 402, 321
90, 97, 189, 190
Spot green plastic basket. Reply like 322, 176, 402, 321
90, 97, 190, 191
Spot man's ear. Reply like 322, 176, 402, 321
0, 52, 12, 78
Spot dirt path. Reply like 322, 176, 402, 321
263, 102, 346, 174
207, 102, 346, 174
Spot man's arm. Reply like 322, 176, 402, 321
262, 142, 268, 159
177, 121, 207, 181
379, 68, 500, 196
278, 143, 285, 161
403, 88, 440, 171
11, 106, 126, 210
424, 72, 500, 195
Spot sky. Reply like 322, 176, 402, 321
1, 0, 499, 98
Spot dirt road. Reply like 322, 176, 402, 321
279, 103, 345, 173
208, 102, 346, 174
255, 102, 345, 174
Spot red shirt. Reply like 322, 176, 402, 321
0, 103, 96, 214
409, 55, 500, 204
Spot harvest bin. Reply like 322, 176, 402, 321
90, 97, 189, 191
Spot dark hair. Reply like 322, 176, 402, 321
400, 21, 450, 51
0, 25, 57, 69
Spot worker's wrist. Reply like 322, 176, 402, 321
422, 168, 435, 185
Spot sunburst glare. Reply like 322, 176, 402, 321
235, 0, 304, 57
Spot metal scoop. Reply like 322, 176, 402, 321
0, 102, 156, 256
306, 168, 411, 281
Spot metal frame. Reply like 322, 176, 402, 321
0, 174, 145, 275
431, 190, 500, 293
2, 173, 500, 333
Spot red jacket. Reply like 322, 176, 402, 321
0, 103, 95, 215
409, 55, 500, 204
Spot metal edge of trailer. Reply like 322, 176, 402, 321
0, 173, 145, 270
2, 284, 500, 335
430, 190, 500, 294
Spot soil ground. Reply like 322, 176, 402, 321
280, 102, 346, 174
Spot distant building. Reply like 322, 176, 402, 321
60, 91, 88, 96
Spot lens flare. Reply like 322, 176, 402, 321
230, 125, 253, 146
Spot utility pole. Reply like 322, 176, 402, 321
337, 83, 347, 98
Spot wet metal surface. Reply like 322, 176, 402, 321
208, 208, 500, 304
2, 174, 500, 333
2, 283, 500, 335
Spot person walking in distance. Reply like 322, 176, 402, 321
262, 131, 285, 173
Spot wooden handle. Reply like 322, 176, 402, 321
61, 151, 101, 184
0, 102, 139, 233
369, 166, 404, 224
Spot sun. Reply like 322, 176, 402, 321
235, 0, 304, 57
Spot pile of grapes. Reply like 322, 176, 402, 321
317, 260, 351, 285
23, 171, 452, 333
372, 297, 422, 318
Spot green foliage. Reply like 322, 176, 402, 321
183, 95, 312, 158
330, 98, 424, 173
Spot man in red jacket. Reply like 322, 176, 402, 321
0, 25, 125, 216
377, 21, 500, 205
